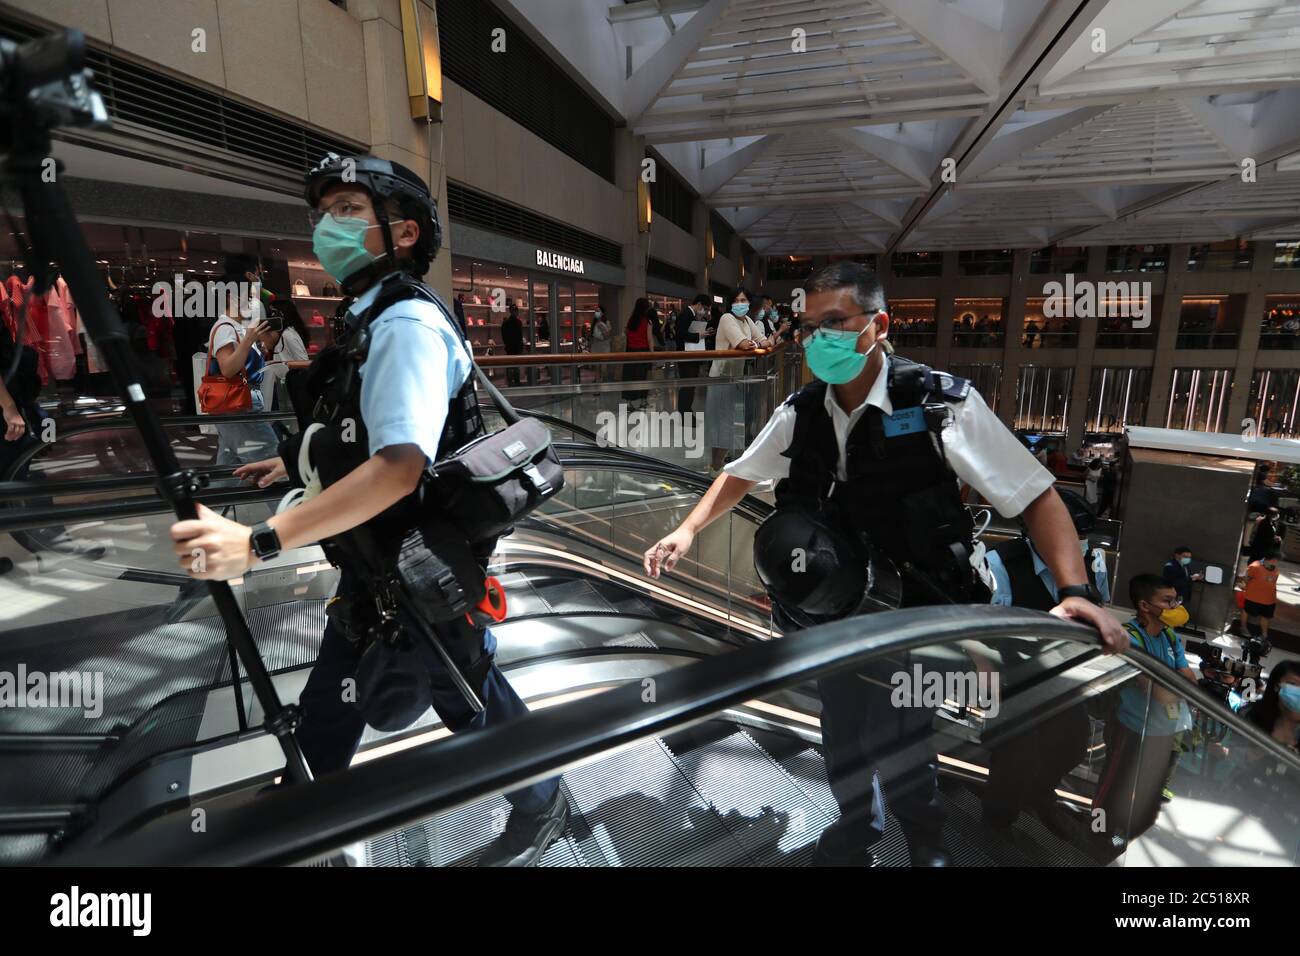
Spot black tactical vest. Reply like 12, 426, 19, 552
280, 271, 485, 580
774, 355, 977, 603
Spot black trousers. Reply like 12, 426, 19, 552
816, 653, 947, 854
677, 360, 702, 414
296, 594, 558, 816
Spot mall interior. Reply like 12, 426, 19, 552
0, 0, 1298, 872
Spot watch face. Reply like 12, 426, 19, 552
252, 525, 280, 558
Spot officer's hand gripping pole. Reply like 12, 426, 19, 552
1, 29, 312, 785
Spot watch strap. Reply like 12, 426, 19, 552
1058, 582, 1102, 605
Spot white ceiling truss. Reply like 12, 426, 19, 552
580, 0, 1300, 255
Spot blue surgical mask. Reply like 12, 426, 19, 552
312, 213, 381, 283
1280, 684, 1300, 713
1179, 556, 1191, 566
731, 302, 749, 318
805, 324, 877, 385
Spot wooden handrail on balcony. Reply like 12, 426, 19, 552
475, 341, 789, 366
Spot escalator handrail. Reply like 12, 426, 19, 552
0, 407, 594, 493
0, 447, 775, 531
58, 605, 1300, 866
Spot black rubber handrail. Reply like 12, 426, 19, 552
0, 450, 774, 532
55, 605, 1300, 867
0, 407, 595, 498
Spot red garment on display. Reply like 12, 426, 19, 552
137, 295, 175, 358
53, 277, 82, 354
44, 281, 78, 381
0, 280, 11, 341
8, 274, 51, 384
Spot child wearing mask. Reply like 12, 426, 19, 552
1091, 574, 1199, 854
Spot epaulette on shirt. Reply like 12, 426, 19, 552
926, 369, 971, 403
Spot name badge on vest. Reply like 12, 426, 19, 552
882, 406, 925, 438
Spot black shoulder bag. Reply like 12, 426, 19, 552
428, 321, 566, 544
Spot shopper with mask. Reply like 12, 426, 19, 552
1246, 659, 1300, 754
1092, 573, 1199, 853
168, 153, 568, 867
703, 287, 764, 471
644, 261, 1124, 866
1162, 545, 1202, 606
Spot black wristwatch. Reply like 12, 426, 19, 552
1058, 582, 1103, 605
249, 521, 281, 561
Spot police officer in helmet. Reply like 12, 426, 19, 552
645, 261, 1125, 866
170, 153, 568, 866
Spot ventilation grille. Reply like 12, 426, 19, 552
647, 256, 696, 288
447, 181, 622, 266
648, 149, 695, 234
0, 15, 362, 179
437, 0, 615, 183
710, 211, 736, 258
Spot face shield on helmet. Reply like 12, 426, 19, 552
753, 507, 901, 630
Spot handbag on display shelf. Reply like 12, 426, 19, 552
197, 319, 253, 414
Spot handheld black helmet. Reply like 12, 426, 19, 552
305, 152, 443, 292
753, 507, 901, 630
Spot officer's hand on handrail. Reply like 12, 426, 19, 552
644, 526, 695, 578
234, 456, 287, 488
1050, 595, 1127, 653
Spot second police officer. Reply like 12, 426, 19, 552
644, 261, 1125, 866
170, 153, 569, 866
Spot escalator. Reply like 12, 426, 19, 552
3, 411, 1299, 868
0, 409, 772, 861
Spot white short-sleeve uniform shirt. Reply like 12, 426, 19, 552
724, 355, 1054, 518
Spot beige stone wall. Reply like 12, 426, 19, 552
1, 0, 713, 299
2, 0, 371, 144
649, 217, 697, 274
441, 78, 624, 246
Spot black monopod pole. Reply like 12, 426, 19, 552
5, 133, 312, 786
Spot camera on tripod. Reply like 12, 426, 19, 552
1192, 641, 1265, 705
0, 29, 107, 151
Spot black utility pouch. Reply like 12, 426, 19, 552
392, 521, 485, 623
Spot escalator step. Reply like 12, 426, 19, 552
532, 579, 618, 615
666, 729, 836, 866
560, 738, 750, 866
934, 784, 1100, 868
361, 789, 582, 867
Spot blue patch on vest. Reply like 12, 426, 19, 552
882, 405, 925, 437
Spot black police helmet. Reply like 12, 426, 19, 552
305, 152, 443, 277
754, 508, 897, 625
354, 634, 433, 732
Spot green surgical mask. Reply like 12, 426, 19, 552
805, 324, 876, 384
312, 213, 381, 283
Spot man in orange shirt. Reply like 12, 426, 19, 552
1239, 549, 1281, 640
